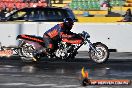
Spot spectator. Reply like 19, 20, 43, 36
2, 4, 7, 12
106, 0, 112, 14
13, 4, 18, 11
0, 9, 5, 19
101, 0, 112, 13
0, 5, 8, 18
5, 7, 11, 17
122, 8, 132, 22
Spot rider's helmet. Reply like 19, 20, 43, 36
63, 18, 74, 30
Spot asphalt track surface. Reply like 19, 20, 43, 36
0, 52, 132, 88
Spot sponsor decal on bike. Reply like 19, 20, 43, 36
81, 67, 131, 86
21, 35, 43, 42
0, 50, 13, 57
62, 38, 82, 44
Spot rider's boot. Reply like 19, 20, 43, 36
33, 48, 46, 57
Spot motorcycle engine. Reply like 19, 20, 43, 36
55, 42, 74, 59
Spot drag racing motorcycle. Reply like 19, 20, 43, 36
16, 31, 109, 63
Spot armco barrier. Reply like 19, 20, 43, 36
0, 22, 132, 52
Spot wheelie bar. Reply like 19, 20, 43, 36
0, 42, 20, 57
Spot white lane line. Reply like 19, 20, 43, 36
11, 75, 23, 77
27, 84, 57, 87
0, 83, 26, 86
0, 83, 80, 87
3, 65, 15, 68
0, 83, 57, 87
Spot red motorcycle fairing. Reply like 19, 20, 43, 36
17, 34, 45, 50
17, 34, 44, 43
62, 38, 82, 44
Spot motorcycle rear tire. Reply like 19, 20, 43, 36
18, 40, 40, 62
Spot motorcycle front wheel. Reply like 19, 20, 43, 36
89, 42, 109, 64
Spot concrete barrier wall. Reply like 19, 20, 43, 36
0, 22, 132, 52
0, 24, 18, 46
72, 23, 132, 52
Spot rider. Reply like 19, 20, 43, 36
43, 18, 76, 54
36, 18, 82, 57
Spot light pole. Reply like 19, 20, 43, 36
120, 0, 123, 16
